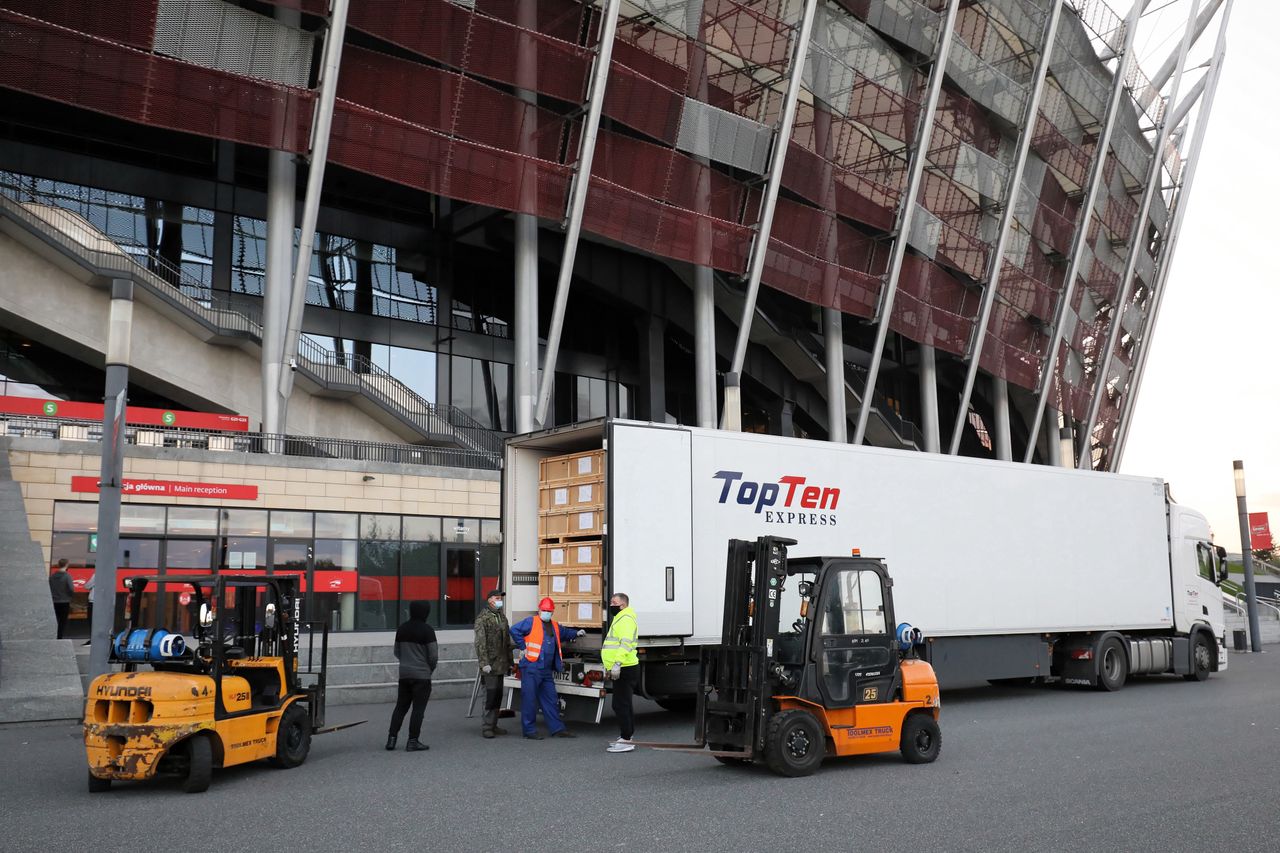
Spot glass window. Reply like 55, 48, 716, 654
480, 519, 502, 545
360, 514, 401, 542
357, 538, 401, 630
403, 516, 441, 542
53, 502, 98, 532
822, 569, 888, 636
272, 540, 310, 572
120, 505, 165, 536
166, 539, 213, 571
222, 509, 268, 536
222, 537, 266, 571
1196, 542, 1214, 581
270, 510, 313, 538
389, 346, 437, 404
315, 539, 358, 571
117, 539, 161, 570
52, 532, 96, 569
400, 541, 441, 626
443, 517, 479, 543
167, 507, 217, 537
315, 512, 358, 539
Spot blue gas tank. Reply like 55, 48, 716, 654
113, 629, 187, 663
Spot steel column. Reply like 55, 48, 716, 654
261, 148, 294, 439
947, 0, 1064, 455
1045, 408, 1062, 466
992, 376, 1012, 461
89, 280, 133, 679
533, 0, 624, 427
1147, 0, 1224, 92
1077, 0, 1200, 470
852, 0, 961, 446
278, 0, 351, 419
813, 3, 846, 443
694, 267, 717, 428
513, 0, 540, 433
724, 0, 821, 391
1113, 4, 1230, 468
1021, 0, 1145, 464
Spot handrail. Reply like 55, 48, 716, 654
1235, 593, 1280, 622
0, 187, 502, 459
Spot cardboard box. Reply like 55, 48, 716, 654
540, 449, 605, 484
538, 480, 604, 511
539, 571, 603, 598
539, 508, 603, 539
555, 599, 603, 627
539, 540, 603, 571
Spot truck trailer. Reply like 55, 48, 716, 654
502, 419, 1228, 718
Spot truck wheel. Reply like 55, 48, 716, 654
271, 702, 312, 769
1184, 633, 1212, 682
900, 713, 941, 764
654, 695, 697, 713
87, 773, 111, 793
1097, 638, 1127, 692
183, 736, 212, 794
764, 709, 825, 777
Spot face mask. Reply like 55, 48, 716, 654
490, 599, 503, 610
539, 611, 552, 622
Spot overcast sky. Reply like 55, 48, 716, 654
1118, 1, 1279, 554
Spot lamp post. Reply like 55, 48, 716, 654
1234, 460, 1262, 653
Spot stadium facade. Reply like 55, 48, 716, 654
0, 1, 1233, 647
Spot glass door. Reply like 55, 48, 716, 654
442, 545, 479, 628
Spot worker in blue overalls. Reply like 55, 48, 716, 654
510, 597, 584, 739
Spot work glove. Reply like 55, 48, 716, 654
482, 664, 492, 675
576, 629, 587, 638
512, 648, 524, 663
610, 663, 621, 680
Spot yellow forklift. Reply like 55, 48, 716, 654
649, 536, 942, 777
84, 573, 359, 793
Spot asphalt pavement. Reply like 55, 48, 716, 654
3, 653, 1278, 853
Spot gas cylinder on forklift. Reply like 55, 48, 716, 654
643, 536, 941, 776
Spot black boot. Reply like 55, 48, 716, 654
385, 735, 397, 751
406, 739, 430, 752
482, 709, 497, 739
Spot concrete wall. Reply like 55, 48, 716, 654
3, 437, 500, 566
0, 228, 410, 442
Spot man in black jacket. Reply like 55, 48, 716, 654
386, 601, 438, 752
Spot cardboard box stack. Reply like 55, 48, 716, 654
538, 449, 605, 628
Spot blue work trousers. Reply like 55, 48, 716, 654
520, 666, 565, 736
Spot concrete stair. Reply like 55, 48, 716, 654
0, 439, 85, 722
1226, 611, 1280, 648
300, 642, 479, 706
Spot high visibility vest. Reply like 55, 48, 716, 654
524, 617, 562, 664
601, 607, 639, 668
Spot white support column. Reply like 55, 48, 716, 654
1045, 408, 1062, 466
1021, 0, 1145, 464
852, 0, 961, 446
694, 267, 717, 429
262, 149, 294, 439
1077, 0, 1201, 470
277, 0, 351, 424
724, 0, 820, 390
1147, 0, 1224, 91
947, 0, 1064, 455
1113, 4, 1231, 468
513, 0, 539, 434
812, 2, 846, 443
992, 376, 1012, 461
825, 308, 846, 442
533, 0, 623, 427
918, 343, 940, 452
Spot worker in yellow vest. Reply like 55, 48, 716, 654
510, 597, 585, 739
602, 592, 639, 753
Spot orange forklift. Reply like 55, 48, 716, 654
650, 536, 942, 776
84, 573, 359, 793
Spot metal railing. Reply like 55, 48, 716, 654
0, 188, 503, 460
0, 414, 501, 470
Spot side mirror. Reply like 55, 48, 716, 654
199, 603, 215, 627
264, 603, 276, 630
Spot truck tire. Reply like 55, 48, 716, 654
183, 735, 213, 794
87, 772, 111, 793
764, 709, 825, 777
899, 713, 941, 764
654, 695, 697, 713
1183, 633, 1212, 682
271, 702, 312, 769
1097, 637, 1127, 692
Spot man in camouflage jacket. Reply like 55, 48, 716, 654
474, 589, 513, 738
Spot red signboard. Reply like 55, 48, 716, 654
1249, 512, 1273, 551
0, 396, 249, 431
71, 476, 259, 501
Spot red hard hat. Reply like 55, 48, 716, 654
539, 597, 555, 611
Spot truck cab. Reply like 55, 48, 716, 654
1169, 504, 1229, 670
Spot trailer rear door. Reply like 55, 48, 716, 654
609, 422, 693, 636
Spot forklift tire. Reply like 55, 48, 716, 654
87, 773, 111, 793
764, 709, 825, 777
899, 713, 941, 764
183, 735, 213, 794
271, 703, 312, 769
1096, 637, 1127, 692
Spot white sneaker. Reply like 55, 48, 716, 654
607, 739, 635, 753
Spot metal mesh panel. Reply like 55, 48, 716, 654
951, 140, 1009, 200
675, 98, 774, 174
947, 35, 1027, 125
981, 0, 1051, 47
1050, 44, 1109, 122
889, 255, 977, 354
154, 0, 314, 89
853, 0, 940, 56
3, 0, 159, 48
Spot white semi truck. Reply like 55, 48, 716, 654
502, 419, 1228, 717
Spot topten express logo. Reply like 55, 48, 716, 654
713, 471, 840, 527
